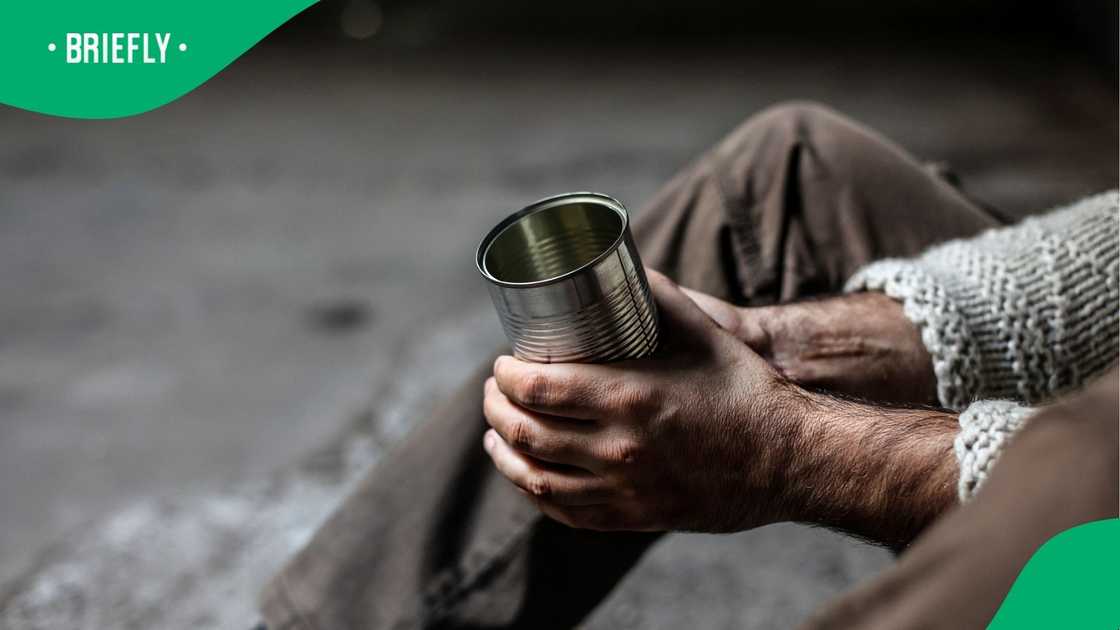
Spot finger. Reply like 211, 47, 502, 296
483, 430, 611, 506
735, 307, 774, 354
679, 287, 772, 353
644, 268, 724, 343
493, 355, 618, 419
646, 268, 722, 330
680, 286, 743, 334
484, 379, 602, 469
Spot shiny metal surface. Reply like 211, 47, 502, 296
477, 192, 659, 363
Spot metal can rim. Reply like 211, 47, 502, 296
475, 192, 631, 289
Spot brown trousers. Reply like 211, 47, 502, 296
260, 103, 1117, 629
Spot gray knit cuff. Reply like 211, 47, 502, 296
847, 192, 1119, 410
844, 260, 981, 411
953, 400, 1034, 501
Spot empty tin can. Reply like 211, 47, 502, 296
476, 192, 659, 363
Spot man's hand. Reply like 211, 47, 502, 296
484, 270, 799, 533
681, 289, 938, 406
483, 269, 960, 547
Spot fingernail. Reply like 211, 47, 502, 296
483, 430, 495, 452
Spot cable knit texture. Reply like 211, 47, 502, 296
953, 400, 1034, 500
846, 190, 1119, 499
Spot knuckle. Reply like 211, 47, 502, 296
525, 474, 553, 499
608, 439, 644, 465
517, 371, 552, 407
602, 380, 632, 412
611, 381, 655, 416
508, 419, 537, 452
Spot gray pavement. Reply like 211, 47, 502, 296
0, 44, 1116, 627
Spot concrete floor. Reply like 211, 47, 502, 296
0, 44, 1116, 627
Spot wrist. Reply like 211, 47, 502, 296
776, 388, 960, 549
744, 380, 828, 525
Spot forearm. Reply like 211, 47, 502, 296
802, 368, 1119, 630
773, 388, 959, 550
846, 191, 1119, 409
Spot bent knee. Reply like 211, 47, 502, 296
757, 100, 839, 127
710, 100, 862, 183
728, 101, 844, 148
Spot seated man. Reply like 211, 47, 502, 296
259, 103, 1119, 629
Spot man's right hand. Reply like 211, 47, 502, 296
481, 270, 959, 546
681, 288, 939, 407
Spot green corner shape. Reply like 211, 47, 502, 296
0, 0, 318, 119
989, 518, 1120, 629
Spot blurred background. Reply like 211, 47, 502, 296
1, 1, 1116, 627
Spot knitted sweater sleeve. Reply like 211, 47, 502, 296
845, 190, 1119, 500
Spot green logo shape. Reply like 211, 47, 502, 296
0, 0, 317, 119
989, 518, 1119, 628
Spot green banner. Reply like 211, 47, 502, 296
989, 518, 1119, 628
0, 0, 316, 119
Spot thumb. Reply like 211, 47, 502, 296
679, 287, 742, 333
678, 286, 771, 354
640, 270, 772, 370
644, 269, 724, 344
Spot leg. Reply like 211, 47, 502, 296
261, 360, 660, 630
634, 101, 1003, 304
260, 102, 1003, 630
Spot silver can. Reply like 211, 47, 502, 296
476, 192, 659, 363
